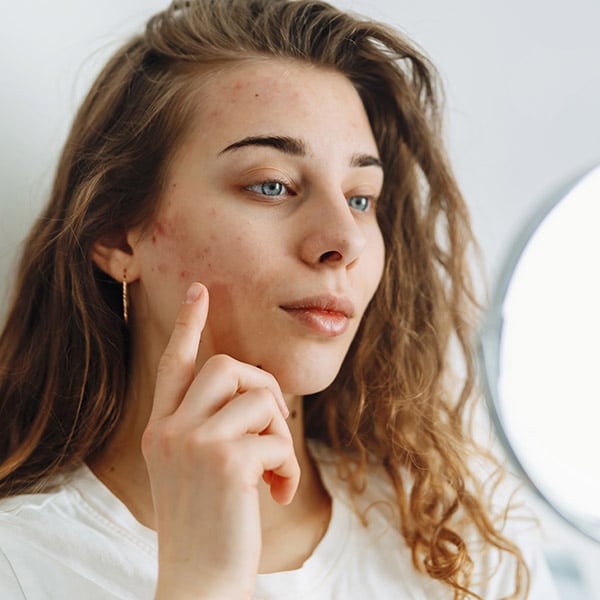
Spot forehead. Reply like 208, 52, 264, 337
186, 58, 378, 153
202, 58, 351, 105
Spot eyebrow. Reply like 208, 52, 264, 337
351, 153, 383, 169
219, 135, 306, 156
219, 135, 383, 169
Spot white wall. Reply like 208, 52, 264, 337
1, 1, 599, 596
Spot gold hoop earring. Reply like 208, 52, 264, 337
122, 269, 128, 324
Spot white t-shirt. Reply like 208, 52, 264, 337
0, 448, 559, 599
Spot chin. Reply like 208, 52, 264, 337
262, 355, 344, 397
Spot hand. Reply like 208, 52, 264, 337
141, 282, 300, 599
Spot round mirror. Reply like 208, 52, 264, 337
479, 163, 600, 543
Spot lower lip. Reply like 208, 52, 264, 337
281, 308, 350, 336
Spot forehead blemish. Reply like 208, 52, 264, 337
158, 263, 169, 275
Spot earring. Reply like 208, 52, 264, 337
122, 269, 128, 324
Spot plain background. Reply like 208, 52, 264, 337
1, 1, 599, 597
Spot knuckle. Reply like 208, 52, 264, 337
255, 386, 281, 417
203, 442, 245, 478
255, 385, 276, 406
157, 349, 193, 381
265, 378, 283, 404
141, 420, 181, 460
278, 430, 296, 459
281, 432, 295, 455
140, 425, 156, 458
263, 370, 280, 389
204, 353, 236, 375
172, 316, 189, 330
160, 421, 182, 447
157, 350, 179, 374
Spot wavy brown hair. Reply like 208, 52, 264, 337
0, 1, 527, 598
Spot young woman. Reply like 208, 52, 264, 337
0, 1, 558, 598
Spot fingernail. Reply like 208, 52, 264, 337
184, 282, 203, 304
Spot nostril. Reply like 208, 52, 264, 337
319, 250, 343, 263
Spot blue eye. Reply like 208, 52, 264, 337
348, 195, 371, 212
247, 181, 286, 196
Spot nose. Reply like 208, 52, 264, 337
297, 191, 367, 269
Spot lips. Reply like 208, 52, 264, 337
280, 295, 355, 336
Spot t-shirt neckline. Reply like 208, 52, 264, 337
71, 443, 353, 598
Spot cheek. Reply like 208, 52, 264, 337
367, 228, 386, 294
148, 216, 262, 296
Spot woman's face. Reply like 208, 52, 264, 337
131, 59, 385, 395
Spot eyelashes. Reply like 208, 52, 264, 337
245, 179, 376, 213
245, 180, 290, 197
348, 195, 372, 212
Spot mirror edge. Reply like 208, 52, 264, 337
477, 162, 600, 543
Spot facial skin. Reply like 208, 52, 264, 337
128, 59, 385, 396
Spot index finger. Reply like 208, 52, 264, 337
151, 282, 209, 420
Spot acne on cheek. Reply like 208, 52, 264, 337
149, 216, 215, 280
154, 220, 176, 239
148, 213, 258, 295
148, 219, 187, 277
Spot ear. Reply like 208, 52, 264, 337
92, 229, 142, 283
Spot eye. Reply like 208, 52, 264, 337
246, 181, 288, 197
348, 195, 372, 212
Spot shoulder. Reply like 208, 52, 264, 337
0, 470, 85, 562
468, 508, 560, 599
0, 466, 157, 599
463, 457, 560, 598
0, 483, 75, 599
0, 484, 72, 535
0, 544, 26, 599
308, 441, 559, 599
307, 442, 452, 597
